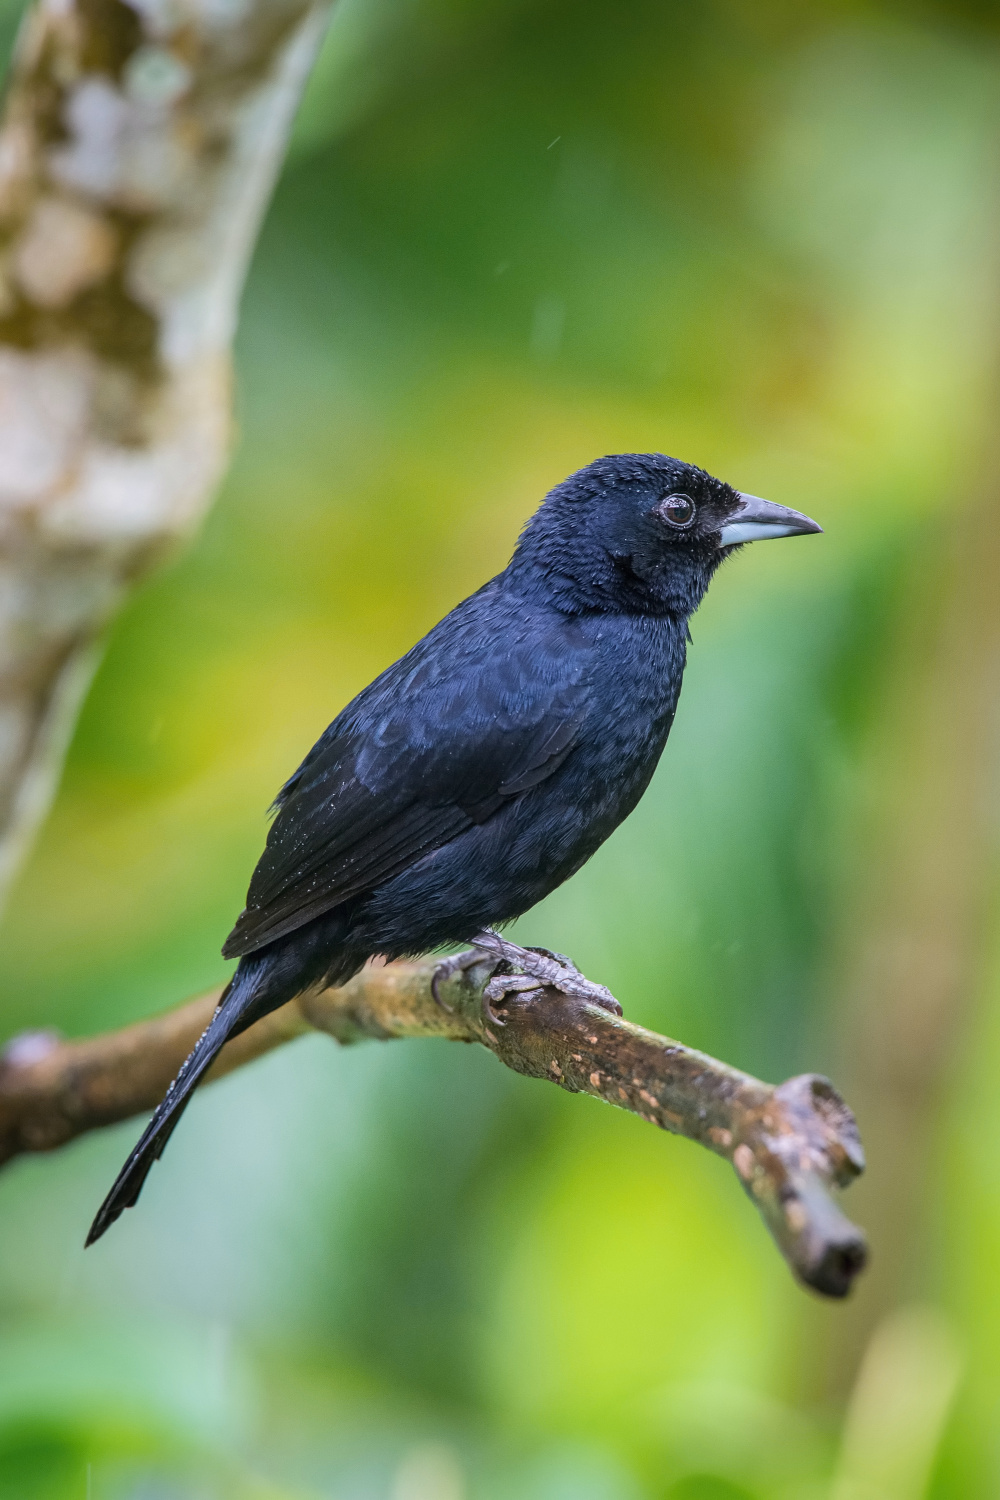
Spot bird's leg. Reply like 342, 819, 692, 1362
470, 930, 624, 1026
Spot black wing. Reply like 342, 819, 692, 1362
222, 597, 591, 958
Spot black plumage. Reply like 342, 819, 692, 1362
87, 453, 820, 1244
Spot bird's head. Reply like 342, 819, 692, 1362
509, 453, 822, 617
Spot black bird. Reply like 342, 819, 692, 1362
86, 453, 820, 1244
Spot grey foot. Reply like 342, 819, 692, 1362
470, 930, 623, 1027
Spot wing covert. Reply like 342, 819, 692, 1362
222, 599, 591, 958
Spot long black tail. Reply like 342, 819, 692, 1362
85, 956, 281, 1246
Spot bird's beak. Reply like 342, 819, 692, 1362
719, 493, 823, 548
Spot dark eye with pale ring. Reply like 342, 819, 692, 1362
659, 494, 697, 528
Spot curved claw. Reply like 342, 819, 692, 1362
431, 947, 488, 1012
430, 963, 455, 1012
583, 983, 623, 1016
482, 991, 504, 1029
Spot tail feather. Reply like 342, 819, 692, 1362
85, 963, 275, 1246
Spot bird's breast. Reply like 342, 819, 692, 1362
535, 612, 687, 854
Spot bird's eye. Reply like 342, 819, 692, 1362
660, 494, 697, 528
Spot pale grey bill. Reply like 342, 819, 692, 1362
719, 492, 823, 547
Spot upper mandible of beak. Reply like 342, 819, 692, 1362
719, 493, 823, 547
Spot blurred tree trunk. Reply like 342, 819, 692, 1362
813, 484, 1000, 1396
0, 0, 332, 906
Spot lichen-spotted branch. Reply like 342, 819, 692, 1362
0, 953, 868, 1298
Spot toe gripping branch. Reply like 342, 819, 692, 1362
0, 949, 867, 1296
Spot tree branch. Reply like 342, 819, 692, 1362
0, 953, 868, 1298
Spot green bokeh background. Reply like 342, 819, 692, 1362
1, 1, 999, 1495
